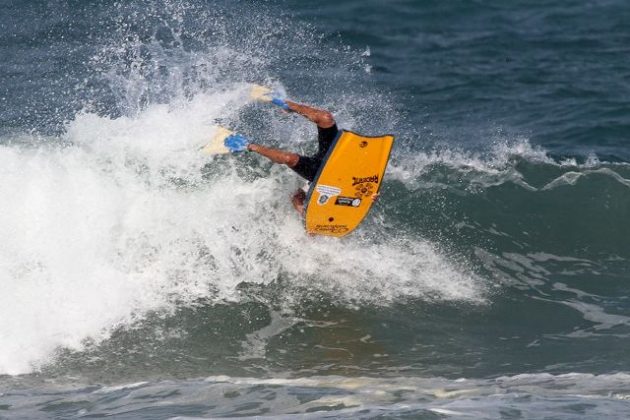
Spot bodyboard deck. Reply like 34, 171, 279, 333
304, 130, 395, 237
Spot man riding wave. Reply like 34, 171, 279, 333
217, 86, 378, 215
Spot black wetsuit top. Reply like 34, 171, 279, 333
290, 124, 339, 182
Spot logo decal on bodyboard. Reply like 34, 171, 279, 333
315, 184, 341, 206
352, 175, 379, 198
314, 224, 349, 234
352, 175, 378, 186
335, 196, 362, 207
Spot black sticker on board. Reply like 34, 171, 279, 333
335, 196, 362, 207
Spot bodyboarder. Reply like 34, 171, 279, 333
231, 88, 378, 215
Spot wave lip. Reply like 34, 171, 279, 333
389, 135, 630, 192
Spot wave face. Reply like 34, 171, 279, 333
1, 0, 629, 418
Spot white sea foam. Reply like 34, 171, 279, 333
0, 1, 488, 376
0, 89, 483, 375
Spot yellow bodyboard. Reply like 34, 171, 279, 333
305, 130, 395, 237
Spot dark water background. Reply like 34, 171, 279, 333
1, 0, 629, 418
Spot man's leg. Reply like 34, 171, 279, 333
285, 101, 335, 129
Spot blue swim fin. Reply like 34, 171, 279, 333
201, 126, 250, 155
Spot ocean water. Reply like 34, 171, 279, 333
1, 0, 629, 418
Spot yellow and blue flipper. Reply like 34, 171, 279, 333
249, 84, 273, 102
249, 84, 290, 110
201, 126, 250, 155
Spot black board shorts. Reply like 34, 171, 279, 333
291, 124, 339, 182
